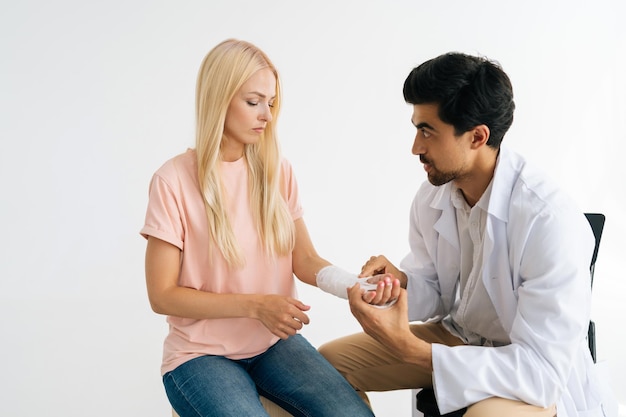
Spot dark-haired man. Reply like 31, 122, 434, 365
317, 53, 616, 416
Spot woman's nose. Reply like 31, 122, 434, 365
260, 104, 273, 122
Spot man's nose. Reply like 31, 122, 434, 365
412, 133, 424, 156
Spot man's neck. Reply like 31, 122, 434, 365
454, 148, 498, 207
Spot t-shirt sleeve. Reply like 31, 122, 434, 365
139, 173, 185, 250
281, 159, 304, 221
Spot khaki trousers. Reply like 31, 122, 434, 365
318, 322, 556, 417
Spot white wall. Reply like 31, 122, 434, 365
1, 1, 624, 415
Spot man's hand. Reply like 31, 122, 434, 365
360, 255, 407, 288
348, 282, 433, 371
348, 280, 409, 346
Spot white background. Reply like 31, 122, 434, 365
1, 1, 624, 416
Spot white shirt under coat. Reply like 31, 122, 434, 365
443, 180, 510, 347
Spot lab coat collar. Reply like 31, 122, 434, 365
487, 145, 521, 223
431, 184, 460, 251
429, 145, 521, 249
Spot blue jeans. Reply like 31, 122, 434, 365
163, 334, 374, 417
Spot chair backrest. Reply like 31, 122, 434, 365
584, 213, 605, 288
584, 212, 605, 364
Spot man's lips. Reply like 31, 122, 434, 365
420, 156, 432, 171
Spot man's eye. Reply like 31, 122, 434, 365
421, 128, 431, 138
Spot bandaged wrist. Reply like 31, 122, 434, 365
315, 265, 362, 299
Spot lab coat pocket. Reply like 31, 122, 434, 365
567, 359, 618, 417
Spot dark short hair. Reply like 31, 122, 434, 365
403, 52, 515, 148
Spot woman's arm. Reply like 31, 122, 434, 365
145, 236, 310, 339
292, 218, 400, 305
291, 218, 331, 286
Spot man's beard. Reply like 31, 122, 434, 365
421, 156, 459, 186
427, 170, 458, 186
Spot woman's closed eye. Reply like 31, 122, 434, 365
247, 101, 274, 108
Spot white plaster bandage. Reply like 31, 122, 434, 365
316, 265, 363, 299
316, 265, 397, 308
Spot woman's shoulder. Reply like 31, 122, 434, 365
279, 156, 296, 176
149, 149, 198, 194
154, 149, 197, 178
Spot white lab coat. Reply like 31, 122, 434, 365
402, 146, 617, 416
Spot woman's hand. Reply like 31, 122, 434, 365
253, 295, 311, 340
359, 274, 401, 307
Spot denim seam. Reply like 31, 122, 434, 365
165, 373, 203, 417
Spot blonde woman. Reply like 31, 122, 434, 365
140, 39, 375, 417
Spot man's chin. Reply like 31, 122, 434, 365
427, 173, 453, 187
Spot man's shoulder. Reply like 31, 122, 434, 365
504, 156, 581, 225
497, 147, 564, 202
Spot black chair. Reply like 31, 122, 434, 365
416, 213, 606, 417
416, 388, 466, 417
584, 213, 605, 363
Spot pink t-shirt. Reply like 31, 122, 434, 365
140, 149, 304, 375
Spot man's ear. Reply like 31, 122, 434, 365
470, 124, 490, 148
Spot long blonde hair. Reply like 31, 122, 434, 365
195, 39, 294, 267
